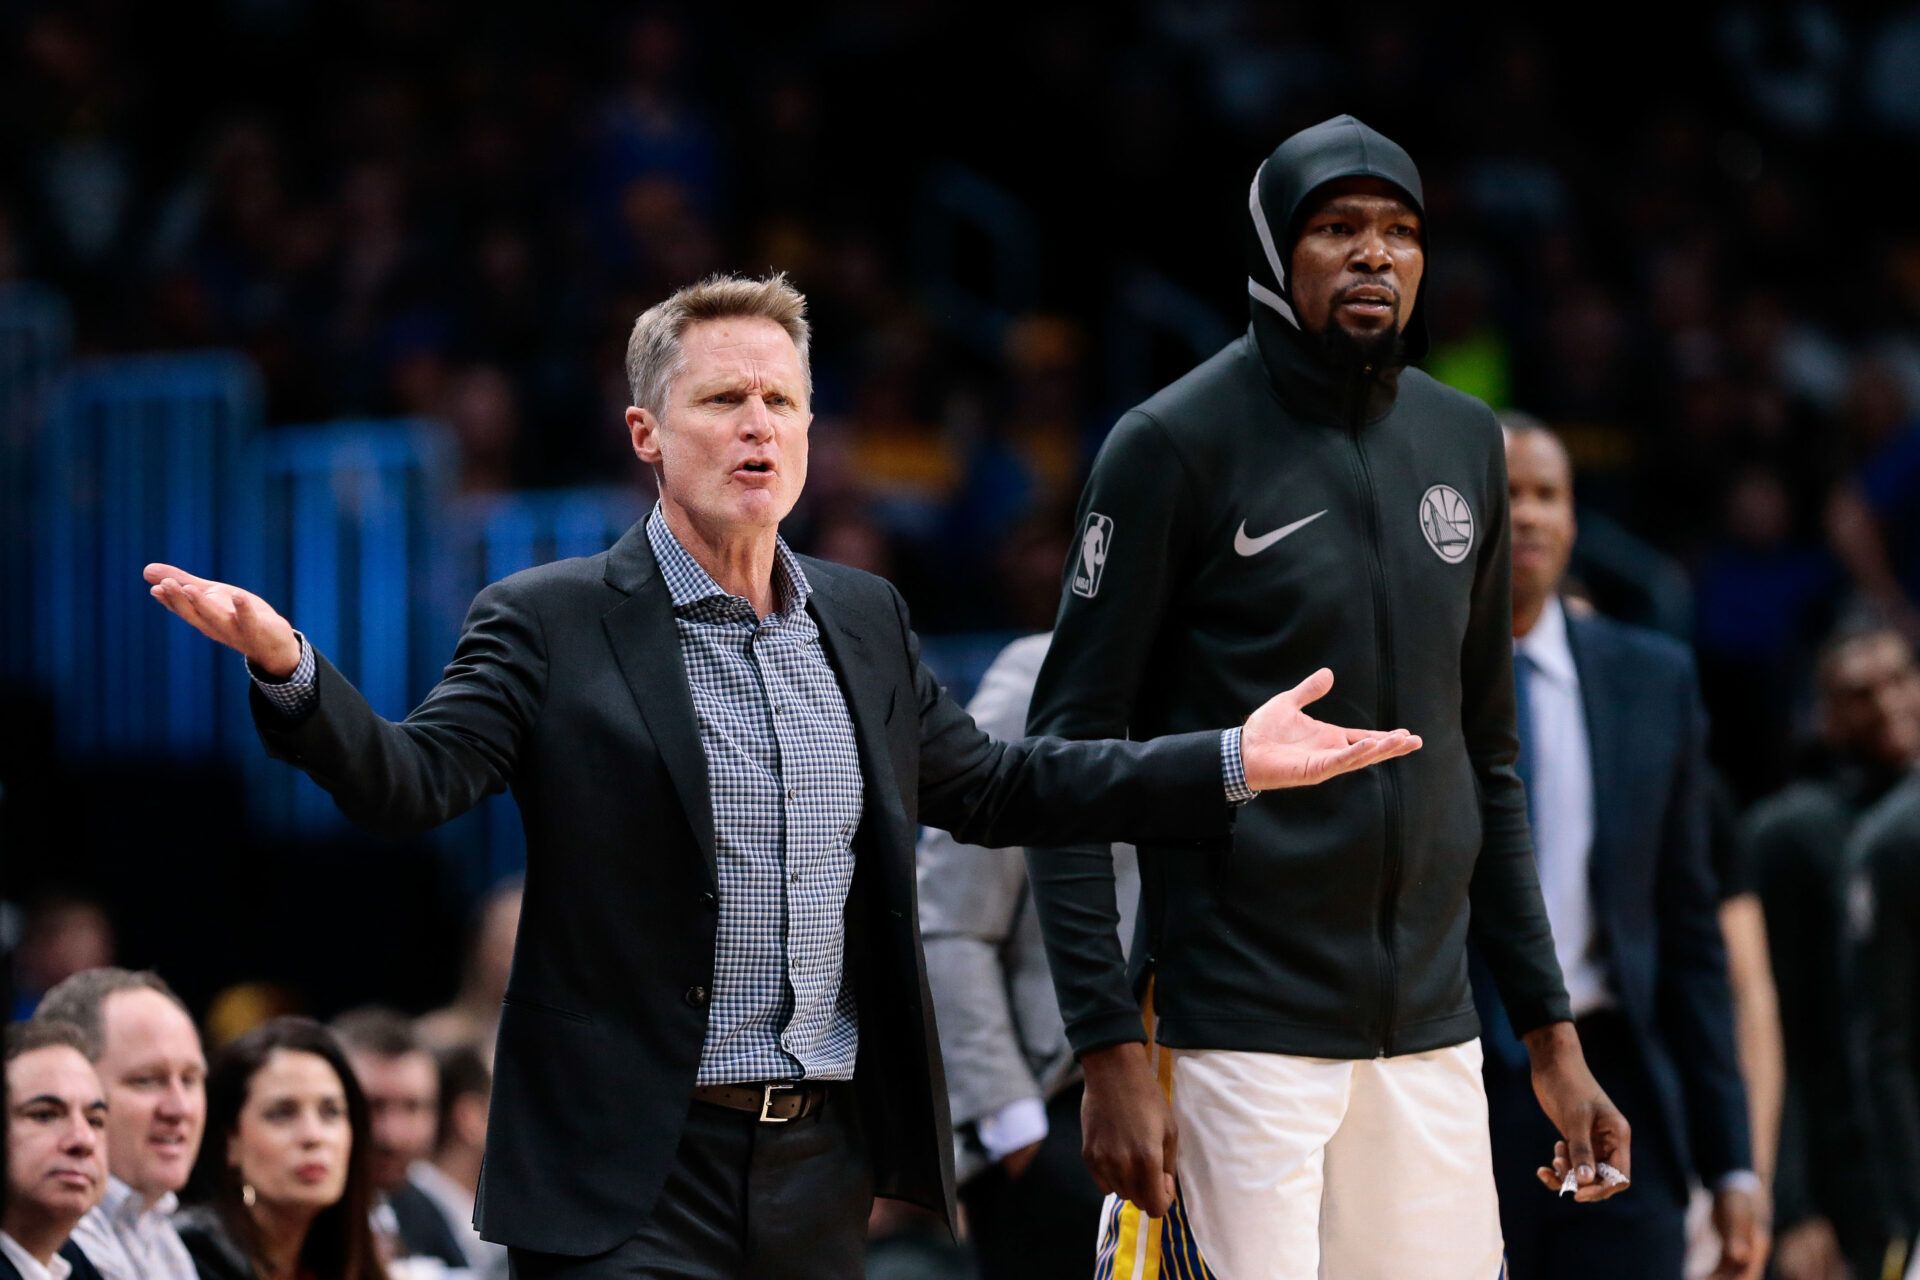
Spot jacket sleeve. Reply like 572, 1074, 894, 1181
1651, 655, 1753, 1182
918, 640, 1052, 1133
1462, 420, 1572, 1034
250, 578, 548, 835
907, 578, 1230, 851
1021, 411, 1202, 1055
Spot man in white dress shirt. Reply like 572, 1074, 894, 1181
1474, 423, 1766, 1279
37, 970, 204, 1280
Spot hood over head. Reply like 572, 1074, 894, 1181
1245, 114, 1429, 364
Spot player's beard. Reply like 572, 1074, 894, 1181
1314, 318, 1408, 383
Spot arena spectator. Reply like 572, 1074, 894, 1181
329, 1010, 466, 1271
36, 969, 205, 1280
1747, 622, 1920, 1277
3, 1020, 109, 1280
177, 1017, 386, 1280
407, 1045, 507, 1280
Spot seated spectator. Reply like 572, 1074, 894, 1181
177, 1018, 386, 1280
407, 1044, 506, 1279
414, 879, 519, 1066
329, 1010, 465, 1270
36, 969, 205, 1280
3, 1021, 108, 1280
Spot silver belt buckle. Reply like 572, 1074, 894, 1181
758, 1082, 798, 1123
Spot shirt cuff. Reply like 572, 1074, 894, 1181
1222, 726, 1257, 805
976, 1096, 1049, 1164
248, 632, 318, 717
1713, 1169, 1764, 1197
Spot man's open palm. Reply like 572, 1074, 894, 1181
1241, 668, 1421, 791
144, 563, 302, 677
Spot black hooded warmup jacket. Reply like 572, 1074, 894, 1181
1026, 116, 1572, 1060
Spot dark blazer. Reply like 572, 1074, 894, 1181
1474, 609, 1750, 1188
251, 520, 1235, 1257
0, 1241, 104, 1280
387, 1181, 469, 1269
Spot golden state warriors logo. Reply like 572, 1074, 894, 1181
1419, 484, 1474, 564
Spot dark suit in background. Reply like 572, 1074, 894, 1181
386, 1180, 471, 1270
0, 1241, 105, 1280
1474, 603, 1750, 1279
250, 522, 1237, 1268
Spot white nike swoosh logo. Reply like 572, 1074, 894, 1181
1234, 510, 1327, 556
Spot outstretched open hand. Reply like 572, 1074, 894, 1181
1240, 668, 1421, 791
143, 563, 302, 677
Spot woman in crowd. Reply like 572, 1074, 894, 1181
178, 1017, 387, 1280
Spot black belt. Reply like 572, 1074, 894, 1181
692, 1081, 830, 1123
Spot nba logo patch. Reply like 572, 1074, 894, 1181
1073, 512, 1114, 597
1419, 485, 1474, 563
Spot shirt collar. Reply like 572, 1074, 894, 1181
103, 1174, 176, 1225
1516, 595, 1578, 688
0, 1232, 69, 1280
645, 503, 811, 618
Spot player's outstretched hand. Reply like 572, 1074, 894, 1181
144, 563, 302, 678
1241, 668, 1421, 791
1525, 1021, 1632, 1203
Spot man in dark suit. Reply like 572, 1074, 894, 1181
330, 1008, 470, 1270
3, 1022, 109, 1280
141, 273, 1421, 1279
1474, 423, 1764, 1279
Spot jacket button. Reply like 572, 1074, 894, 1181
684, 985, 710, 1009
699, 891, 717, 909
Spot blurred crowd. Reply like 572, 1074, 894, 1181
5, 3, 1920, 733
8, 1, 1920, 1277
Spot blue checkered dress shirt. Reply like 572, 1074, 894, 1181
643, 507, 864, 1083
251, 507, 1255, 1085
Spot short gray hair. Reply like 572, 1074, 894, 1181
36, 968, 193, 1062
625, 272, 813, 415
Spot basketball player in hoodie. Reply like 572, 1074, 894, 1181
1026, 117, 1632, 1278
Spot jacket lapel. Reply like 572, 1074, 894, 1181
602, 521, 718, 883
1566, 611, 1620, 916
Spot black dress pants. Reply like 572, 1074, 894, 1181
959, 1083, 1103, 1280
1487, 1011, 1688, 1280
508, 1084, 872, 1280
